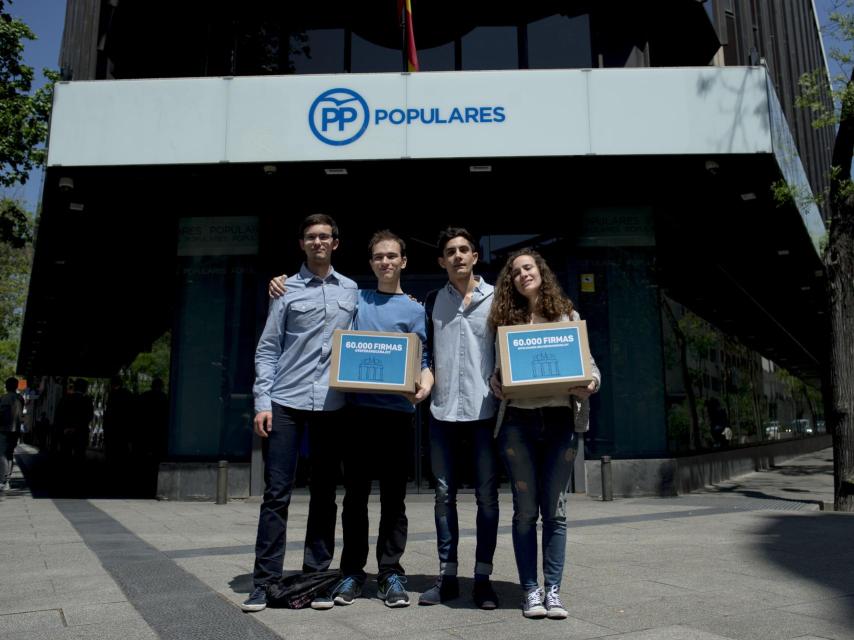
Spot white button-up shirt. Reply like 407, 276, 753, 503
429, 277, 497, 422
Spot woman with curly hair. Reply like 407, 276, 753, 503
488, 248, 600, 620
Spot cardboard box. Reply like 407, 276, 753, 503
329, 329, 422, 395
496, 320, 594, 399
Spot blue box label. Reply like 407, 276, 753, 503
505, 327, 584, 383
336, 333, 410, 386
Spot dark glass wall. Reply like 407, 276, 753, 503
65, 1, 724, 82
169, 220, 259, 459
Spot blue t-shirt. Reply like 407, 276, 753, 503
351, 289, 429, 413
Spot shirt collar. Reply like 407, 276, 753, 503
446, 275, 485, 298
299, 263, 339, 284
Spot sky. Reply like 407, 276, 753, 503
3, 1, 847, 212
4, 0, 65, 211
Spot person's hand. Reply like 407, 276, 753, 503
411, 369, 434, 405
268, 275, 288, 299
254, 411, 273, 437
489, 371, 504, 400
569, 381, 597, 399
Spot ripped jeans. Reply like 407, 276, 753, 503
497, 406, 577, 591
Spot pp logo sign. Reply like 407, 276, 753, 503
309, 88, 370, 146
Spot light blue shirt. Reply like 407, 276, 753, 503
253, 264, 358, 413
429, 277, 497, 422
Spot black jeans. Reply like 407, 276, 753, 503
252, 403, 343, 587
340, 406, 412, 582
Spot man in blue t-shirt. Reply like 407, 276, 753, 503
335, 230, 432, 608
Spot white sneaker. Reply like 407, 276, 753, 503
544, 584, 567, 619
522, 587, 546, 618
1, 481, 9, 491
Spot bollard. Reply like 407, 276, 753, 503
601, 456, 613, 501
216, 460, 228, 505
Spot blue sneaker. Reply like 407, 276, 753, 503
378, 574, 410, 608
240, 585, 267, 612
333, 576, 362, 605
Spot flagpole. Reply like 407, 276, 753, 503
400, 1, 408, 72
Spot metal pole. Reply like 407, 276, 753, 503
216, 460, 228, 504
601, 456, 613, 501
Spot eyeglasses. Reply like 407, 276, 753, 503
303, 233, 334, 242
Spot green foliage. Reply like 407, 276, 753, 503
678, 312, 717, 358
0, 197, 32, 378
666, 403, 690, 444
0, 2, 58, 187
123, 331, 171, 393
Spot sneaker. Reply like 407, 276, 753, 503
333, 576, 362, 606
310, 592, 335, 610
472, 580, 499, 610
418, 575, 459, 605
1, 481, 9, 491
544, 585, 567, 619
522, 587, 546, 619
240, 586, 268, 612
378, 574, 410, 608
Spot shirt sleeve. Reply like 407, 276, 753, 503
412, 302, 430, 370
253, 296, 287, 413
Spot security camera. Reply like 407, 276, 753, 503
58, 176, 74, 191
704, 160, 720, 175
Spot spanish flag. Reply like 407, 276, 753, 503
398, 0, 419, 71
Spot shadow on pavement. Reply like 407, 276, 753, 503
706, 483, 822, 506
228, 572, 523, 610
15, 446, 158, 499
755, 512, 854, 628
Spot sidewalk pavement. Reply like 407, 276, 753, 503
1, 445, 852, 640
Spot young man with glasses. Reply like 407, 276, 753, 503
243, 214, 358, 613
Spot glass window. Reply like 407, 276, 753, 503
288, 28, 345, 74
527, 14, 592, 69
703, 0, 715, 22
418, 41, 455, 72
461, 26, 518, 71
351, 33, 401, 73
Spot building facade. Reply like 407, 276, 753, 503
21, 1, 833, 497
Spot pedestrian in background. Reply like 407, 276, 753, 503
0, 377, 23, 491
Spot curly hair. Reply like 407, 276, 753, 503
488, 248, 574, 329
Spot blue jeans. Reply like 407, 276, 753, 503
252, 403, 342, 587
497, 406, 577, 590
429, 417, 499, 576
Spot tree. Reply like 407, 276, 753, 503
0, 0, 58, 187
0, 1, 57, 378
794, 2, 854, 511
0, 198, 32, 378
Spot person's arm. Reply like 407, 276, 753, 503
489, 370, 504, 400
411, 301, 433, 404
253, 297, 287, 437
489, 332, 504, 400
268, 274, 288, 298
